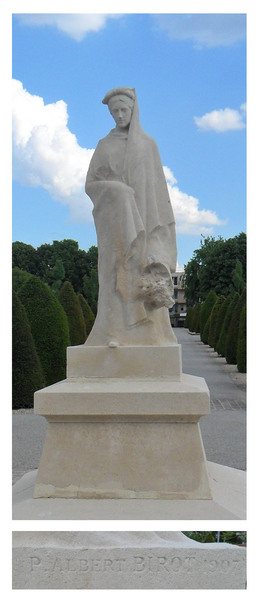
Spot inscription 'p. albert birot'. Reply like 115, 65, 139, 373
30, 557, 126, 573
29, 555, 194, 574
29, 555, 240, 575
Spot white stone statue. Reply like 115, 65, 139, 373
85, 87, 177, 346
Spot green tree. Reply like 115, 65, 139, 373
50, 258, 65, 295
195, 304, 202, 333
182, 258, 200, 307
190, 303, 201, 333
36, 240, 98, 295
12, 290, 45, 409
13, 239, 98, 296
183, 532, 246, 545
77, 293, 95, 337
199, 235, 246, 300
183, 233, 246, 304
208, 295, 225, 348
201, 314, 211, 345
85, 245, 98, 272
214, 295, 231, 351
18, 275, 70, 385
200, 290, 218, 341
184, 307, 192, 329
215, 293, 240, 357
12, 241, 39, 275
36, 239, 80, 287
230, 259, 245, 296
237, 303, 246, 373
226, 289, 246, 365
58, 281, 87, 345
12, 267, 31, 293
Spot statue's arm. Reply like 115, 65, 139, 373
85, 179, 134, 196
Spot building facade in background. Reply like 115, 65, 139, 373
169, 270, 187, 327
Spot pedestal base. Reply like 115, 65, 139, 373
12, 531, 246, 589
12, 462, 246, 519
34, 372, 211, 500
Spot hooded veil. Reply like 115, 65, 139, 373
85, 87, 177, 346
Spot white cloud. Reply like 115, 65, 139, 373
194, 105, 246, 132
164, 167, 225, 235
12, 79, 94, 221
163, 166, 177, 186
12, 80, 224, 234
15, 13, 122, 41
153, 14, 246, 48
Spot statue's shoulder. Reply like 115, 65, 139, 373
96, 133, 110, 145
140, 129, 158, 145
140, 130, 160, 155
95, 130, 116, 147
91, 134, 112, 158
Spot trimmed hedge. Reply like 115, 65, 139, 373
12, 290, 45, 408
12, 267, 31, 293
58, 281, 86, 346
184, 307, 193, 329
214, 295, 232, 352
190, 303, 201, 334
201, 315, 211, 345
200, 291, 218, 343
226, 289, 246, 365
208, 295, 225, 348
215, 293, 239, 357
77, 293, 95, 337
237, 303, 246, 373
18, 275, 70, 385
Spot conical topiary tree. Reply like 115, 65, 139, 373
225, 289, 246, 365
214, 295, 231, 352
200, 291, 218, 344
215, 293, 240, 357
208, 295, 225, 348
184, 307, 193, 329
18, 275, 70, 385
237, 303, 246, 373
194, 303, 202, 334
77, 293, 95, 337
12, 267, 31, 293
12, 290, 45, 409
190, 303, 201, 334
200, 291, 218, 340
201, 315, 211, 345
188, 306, 195, 332
58, 281, 86, 346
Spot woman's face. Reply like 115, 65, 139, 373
109, 99, 132, 129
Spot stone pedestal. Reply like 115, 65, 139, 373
34, 344, 211, 499
12, 531, 246, 589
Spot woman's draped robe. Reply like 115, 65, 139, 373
85, 95, 177, 346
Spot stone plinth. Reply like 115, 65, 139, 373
12, 463, 246, 519
67, 344, 182, 379
33, 345, 211, 499
12, 531, 246, 589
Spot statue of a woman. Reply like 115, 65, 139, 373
85, 87, 177, 346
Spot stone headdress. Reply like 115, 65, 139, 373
102, 87, 135, 108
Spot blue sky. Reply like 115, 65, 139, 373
12, 10, 247, 267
